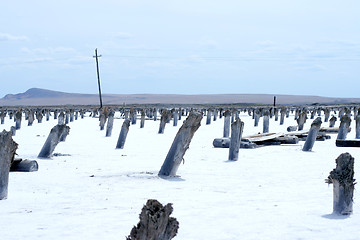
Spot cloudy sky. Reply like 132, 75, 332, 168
1, 0, 359, 98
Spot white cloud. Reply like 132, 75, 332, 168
0, 33, 29, 41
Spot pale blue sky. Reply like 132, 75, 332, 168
1, 0, 359, 98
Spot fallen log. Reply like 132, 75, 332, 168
10, 159, 38, 172
336, 139, 360, 147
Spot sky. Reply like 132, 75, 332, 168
1, 0, 359, 98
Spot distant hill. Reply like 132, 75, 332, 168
0, 88, 360, 106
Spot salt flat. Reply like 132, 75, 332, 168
1, 110, 360, 240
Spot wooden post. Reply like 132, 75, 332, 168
0, 111, 6, 124
172, 109, 178, 127
326, 152, 355, 215
158, 110, 171, 134
46, 110, 50, 121
126, 199, 179, 240
27, 111, 34, 126
263, 110, 270, 133
106, 111, 115, 137
274, 108, 279, 121
302, 117, 322, 151
0, 130, 18, 200
228, 117, 244, 161
116, 119, 130, 149
58, 112, 65, 125
213, 109, 218, 121
153, 108, 158, 121
158, 112, 203, 177
140, 110, 146, 128
130, 108, 137, 125
329, 115, 337, 128
36, 111, 43, 123
93, 48, 103, 109
69, 109, 74, 122
206, 109, 212, 125
38, 124, 70, 158
99, 112, 107, 130
337, 115, 351, 140
254, 109, 260, 127
54, 110, 58, 120
65, 111, 70, 124
223, 110, 231, 138
15, 110, 22, 130
297, 111, 307, 131
324, 108, 330, 122
280, 107, 286, 125
356, 109, 360, 139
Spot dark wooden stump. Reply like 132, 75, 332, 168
158, 112, 202, 177
0, 130, 18, 200
329, 115, 337, 128
38, 124, 70, 158
296, 110, 307, 131
302, 117, 322, 151
326, 152, 355, 215
116, 119, 130, 149
127, 199, 179, 240
228, 117, 244, 161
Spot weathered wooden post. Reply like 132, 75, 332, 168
206, 109, 212, 125
99, 112, 107, 130
126, 199, 179, 240
274, 108, 279, 121
263, 110, 270, 133
130, 108, 137, 125
153, 108, 158, 121
213, 109, 218, 121
58, 112, 65, 125
228, 117, 244, 161
356, 110, 360, 139
297, 111, 307, 131
45, 110, 50, 121
172, 109, 178, 127
53, 110, 58, 120
337, 115, 351, 140
329, 115, 337, 128
36, 111, 43, 123
140, 110, 146, 128
15, 110, 22, 130
38, 124, 70, 158
326, 152, 355, 215
324, 108, 330, 122
223, 110, 231, 138
0, 111, 6, 124
280, 107, 286, 125
65, 111, 70, 124
105, 111, 115, 137
338, 108, 345, 118
158, 112, 203, 177
254, 109, 260, 127
158, 110, 171, 134
302, 117, 322, 152
27, 111, 34, 126
310, 109, 316, 119
116, 119, 130, 149
0, 130, 18, 200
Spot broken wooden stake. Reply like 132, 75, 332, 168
127, 199, 179, 240
337, 115, 351, 140
158, 112, 203, 177
38, 124, 70, 158
116, 119, 130, 149
326, 152, 355, 215
228, 117, 244, 161
302, 117, 322, 151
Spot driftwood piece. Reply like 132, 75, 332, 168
302, 117, 322, 151
326, 153, 355, 215
158, 112, 202, 177
127, 199, 179, 240
228, 117, 244, 161
116, 119, 130, 149
38, 124, 70, 158
0, 130, 18, 200
10, 159, 38, 172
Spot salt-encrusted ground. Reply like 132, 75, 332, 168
1, 110, 360, 240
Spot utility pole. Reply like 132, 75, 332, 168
93, 48, 103, 109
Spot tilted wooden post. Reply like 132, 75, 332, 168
228, 117, 244, 161
263, 110, 270, 133
116, 119, 130, 149
223, 110, 231, 138
0, 130, 18, 200
158, 110, 171, 134
106, 111, 115, 137
326, 153, 355, 215
38, 124, 70, 158
158, 112, 203, 177
302, 117, 322, 152
337, 115, 351, 140
126, 199, 179, 240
